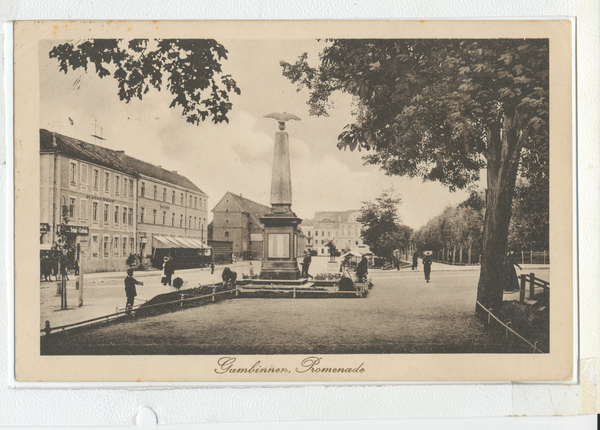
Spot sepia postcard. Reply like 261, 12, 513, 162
13, 20, 574, 383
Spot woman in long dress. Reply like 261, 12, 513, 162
504, 251, 522, 291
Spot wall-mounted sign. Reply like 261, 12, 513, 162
57, 225, 89, 235
250, 234, 263, 242
40, 223, 50, 233
140, 237, 148, 243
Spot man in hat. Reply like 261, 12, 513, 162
124, 268, 143, 314
162, 256, 175, 286
423, 251, 433, 282
302, 251, 313, 279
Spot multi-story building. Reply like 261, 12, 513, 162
210, 192, 270, 260
40, 129, 209, 273
302, 210, 370, 256
121, 154, 209, 266
40, 129, 138, 272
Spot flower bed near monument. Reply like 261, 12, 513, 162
135, 283, 236, 317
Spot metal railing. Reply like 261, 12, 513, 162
42, 287, 238, 336
476, 300, 546, 354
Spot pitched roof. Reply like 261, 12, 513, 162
40, 129, 206, 195
119, 152, 206, 195
40, 129, 136, 176
218, 192, 271, 226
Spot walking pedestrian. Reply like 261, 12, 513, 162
412, 251, 419, 271
423, 251, 433, 282
124, 268, 143, 315
210, 261, 215, 275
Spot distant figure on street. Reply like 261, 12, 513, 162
249, 261, 254, 277
60, 260, 69, 280
356, 255, 368, 282
210, 261, 215, 275
412, 251, 419, 271
41, 255, 52, 281
162, 256, 175, 286
74, 258, 79, 276
222, 267, 237, 288
504, 251, 522, 291
301, 251, 313, 279
423, 253, 433, 282
124, 268, 143, 314
232, 253, 237, 263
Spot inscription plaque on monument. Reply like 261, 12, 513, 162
268, 233, 290, 259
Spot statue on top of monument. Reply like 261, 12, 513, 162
263, 112, 301, 130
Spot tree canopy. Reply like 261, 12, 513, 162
358, 189, 412, 262
281, 39, 548, 191
50, 39, 241, 125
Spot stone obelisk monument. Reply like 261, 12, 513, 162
259, 112, 302, 280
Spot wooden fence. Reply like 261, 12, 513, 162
519, 272, 550, 303
400, 247, 549, 266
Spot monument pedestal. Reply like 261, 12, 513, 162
259, 115, 303, 280
259, 211, 302, 280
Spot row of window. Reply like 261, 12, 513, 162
307, 239, 360, 246
90, 234, 135, 259
67, 196, 207, 232
306, 227, 361, 237
70, 161, 135, 198
138, 207, 206, 230
66, 197, 134, 227
70, 160, 207, 210
139, 181, 207, 210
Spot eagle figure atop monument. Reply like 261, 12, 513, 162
263, 112, 301, 130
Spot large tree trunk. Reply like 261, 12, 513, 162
476, 116, 526, 317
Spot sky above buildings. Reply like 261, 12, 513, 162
39, 38, 474, 229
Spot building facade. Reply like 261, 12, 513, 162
302, 210, 370, 256
40, 129, 209, 273
121, 154, 209, 267
40, 129, 138, 273
210, 192, 270, 260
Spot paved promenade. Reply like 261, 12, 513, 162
40, 258, 550, 354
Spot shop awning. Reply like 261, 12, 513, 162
153, 235, 211, 250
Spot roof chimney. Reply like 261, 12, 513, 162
116, 150, 124, 154
52, 132, 57, 148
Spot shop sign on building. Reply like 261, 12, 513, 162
57, 225, 89, 235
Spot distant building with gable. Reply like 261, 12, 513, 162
209, 191, 270, 261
